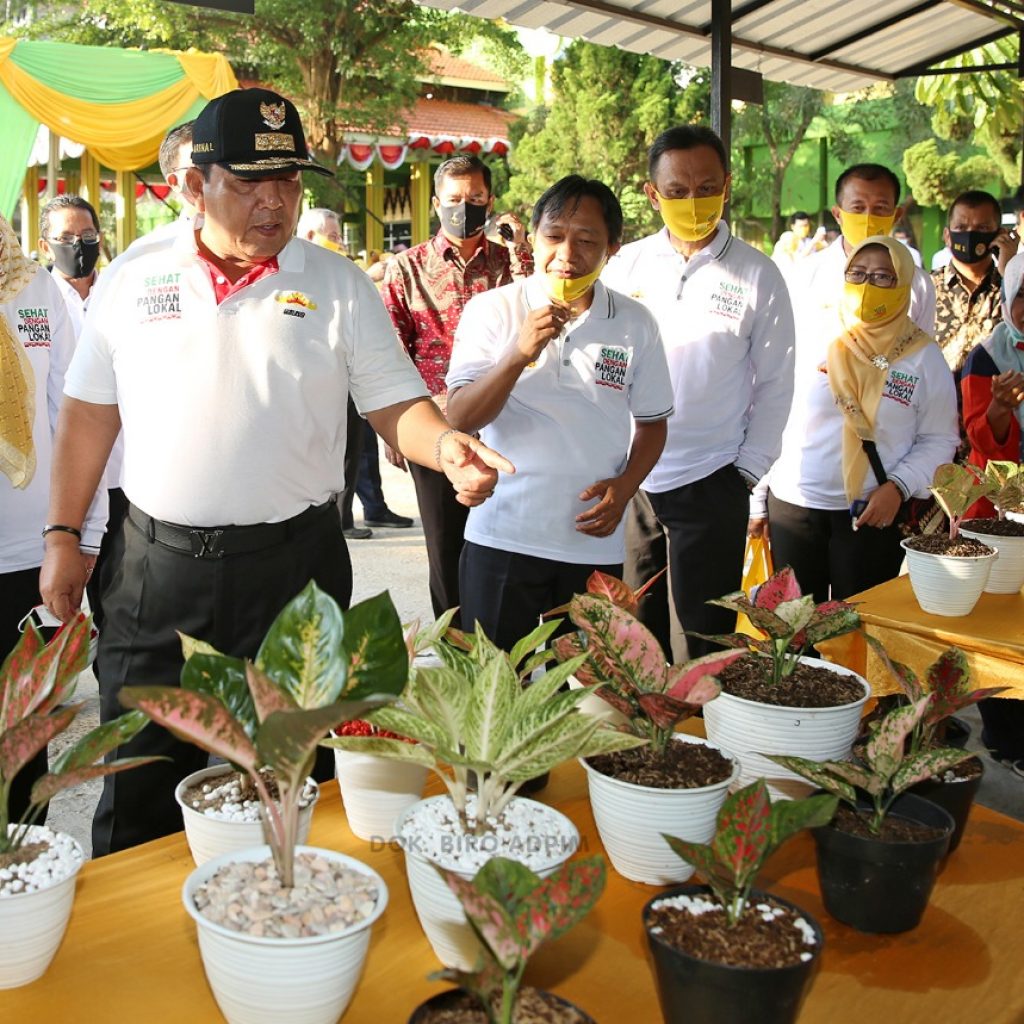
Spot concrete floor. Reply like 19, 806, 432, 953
45, 450, 1022, 857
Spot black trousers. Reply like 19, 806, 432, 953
1, 566, 50, 825
355, 419, 389, 520
460, 540, 622, 653
86, 485, 129, 634
92, 501, 352, 856
409, 460, 469, 625
624, 490, 687, 662
647, 464, 749, 660
766, 492, 904, 603
339, 398, 366, 530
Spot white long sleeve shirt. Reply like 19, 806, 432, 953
602, 223, 795, 492
2, 266, 107, 572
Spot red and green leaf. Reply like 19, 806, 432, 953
245, 662, 298, 724
707, 593, 791, 639
769, 792, 839, 847
765, 754, 858, 805
753, 567, 803, 610
710, 781, 771, 889
29, 756, 164, 806
181, 651, 257, 736
662, 834, 720, 879
866, 696, 930, 780
0, 705, 79, 784
584, 571, 640, 616
665, 649, 743, 701
890, 746, 976, 795
48, 709, 149, 773
799, 601, 861, 648
865, 634, 923, 702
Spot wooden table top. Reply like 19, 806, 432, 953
5, 761, 1023, 1023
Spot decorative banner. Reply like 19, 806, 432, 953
339, 134, 512, 171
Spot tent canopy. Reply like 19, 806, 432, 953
0, 37, 237, 219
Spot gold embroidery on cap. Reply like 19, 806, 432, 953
260, 101, 287, 130
255, 132, 295, 152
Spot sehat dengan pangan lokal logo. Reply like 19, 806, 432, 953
190, 87, 333, 179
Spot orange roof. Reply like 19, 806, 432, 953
420, 48, 508, 89
404, 97, 514, 141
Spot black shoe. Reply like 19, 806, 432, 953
343, 526, 373, 540
363, 509, 414, 528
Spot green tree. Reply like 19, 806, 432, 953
902, 139, 1001, 210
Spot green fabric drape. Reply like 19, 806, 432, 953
0, 80, 40, 228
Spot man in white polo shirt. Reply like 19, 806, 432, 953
602, 125, 795, 659
446, 175, 673, 650
39, 88, 512, 854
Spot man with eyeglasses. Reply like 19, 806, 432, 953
38, 195, 103, 338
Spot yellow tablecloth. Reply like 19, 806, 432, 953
818, 575, 1024, 700
5, 766, 1024, 1023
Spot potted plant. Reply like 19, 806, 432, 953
409, 855, 606, 1024
121, 583, 407, 1024
959, 460, 1024, 593
866, 638, 1006, 852
643, 780, 837, 1024
324, 619, 642, 970
173, 583, 408, 863
902, 463, 997, 615
552, 592, 743, 885
1, 614, 159, 989
693, 568, 869, 798
768, 695, 971, 933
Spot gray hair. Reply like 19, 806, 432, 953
296, 207, 340, 238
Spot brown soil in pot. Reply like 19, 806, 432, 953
0, 840, 47, 871
717, 657, 864, 709
647, 894, 816, 969
831, 803, 946, 842
903, 535, 994, 556
411, 987, 594, 1024
586, 741, 732, 789
960, 517, 1024, 537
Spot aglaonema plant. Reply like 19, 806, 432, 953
120, 582, 408, 886
661, 779, 838, 925
1, 613, 160, 855
930, 462, 989, 540
324, 618, 644, 833
545, 567, 667, 619
982, 460, 1024, 520
697, 566, 860, 686
550, 594, 744, 757
432, 855, 606, 1024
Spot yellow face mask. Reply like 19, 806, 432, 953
656, 191, 725, 243
839, 210, 896, 247
544, 262, 604, 304
312, 232, 345, 254
794, 220, 812, 239
841, 280, 909, 325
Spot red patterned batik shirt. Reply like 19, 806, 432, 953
380, 228, 533, 396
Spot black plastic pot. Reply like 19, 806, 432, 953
642, 885, 823, 1024
408, 987, 596, 1023
910, 755, 983, 853
812, 792, 953, 933
943, 716, 971, 749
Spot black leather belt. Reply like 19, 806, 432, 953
127, 497, 337, 559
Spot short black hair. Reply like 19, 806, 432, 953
40, 195, 99, 238
948, 189, 1002, 226
648, 125, 728, 181
433, 155, 491, 196
790, 211, 811, 226
159, 121, 194, 182
835, 163, 901, 206
530, 175, 623, 246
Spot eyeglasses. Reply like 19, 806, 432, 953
50, 231, 99, 245
845, 269, 897, 288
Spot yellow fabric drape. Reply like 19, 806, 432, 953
0, 40, 237, 170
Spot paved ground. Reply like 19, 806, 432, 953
46, 448, 1021, 856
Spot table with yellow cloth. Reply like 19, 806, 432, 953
6, 760, 1024, 1023
818, 575, 1024, 700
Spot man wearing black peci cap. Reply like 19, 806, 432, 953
40, 88, 513, 855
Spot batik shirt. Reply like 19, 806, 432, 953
380, 228, 533, 396
933, 261, 1002, 378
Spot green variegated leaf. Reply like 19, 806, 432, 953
799, 602, 861, 648
865, 697, 930, 781
509, 620, 562, 671
711, 780, 771, 890
433, 641, 476, 677
463, 654, 518, 764
519, 654, 589, 711
890, 746, 976, 795
178, 632, 223, 661
412, 608, 459, 654
769, 793, 839, 847
49, 710, 150, 773
496, 713, 604, 782
773, 596, 816, 633
339, 592, 408, 699
576, 725, 647, 756
766, 754, 858, 804
662, 833, 720, 879
256, 581, 348, 708
181, 652, 257, 737
817, 759, 875, 792
321, 734, 435, 766
404, 666, 470, 741
364, 705, 450, 750
707, 595, 791, 640
519, 648, 557, 680
29, 756, 164, 806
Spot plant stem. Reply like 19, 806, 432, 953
499, 964, 527, 1024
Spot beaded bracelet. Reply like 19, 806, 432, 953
434, 428, 458, 470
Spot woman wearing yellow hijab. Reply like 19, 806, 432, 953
753, 235, 959, 601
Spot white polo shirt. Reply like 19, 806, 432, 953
65, 233, 426, 526
2, 266, 107, 572
446, 277, 673, 565
602, 223, 795, 493
50, 270, 93, 339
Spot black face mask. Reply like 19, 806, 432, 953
49, 238, 100, 279
438, 201, 488, 240
948, 229, 999, 265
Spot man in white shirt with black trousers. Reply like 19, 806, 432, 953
603, 125, 795, 658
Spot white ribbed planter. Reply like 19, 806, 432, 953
581, 734, 738, 885
1007, 511, 1024, 525
703, 657, 870, 801
333, 749, 427, 842
901, 539, 997, 616
959, 527, 1024, 594
0, 829, 83, 989
182, 845, 387, 1024
176, 764, 319, 867
396, 796, 579, 970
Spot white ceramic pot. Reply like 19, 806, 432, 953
176, 764, 319, 867
1006, 510, 1024, 525
958, 527, 1024, 594
581, 734, 738, 885
0, 828, 83, 989
395, 795, 579, 970
901, 538, 997, 616
182, 844, 387, 1024
333, 748, 427, 842
703, 657, 870, 800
